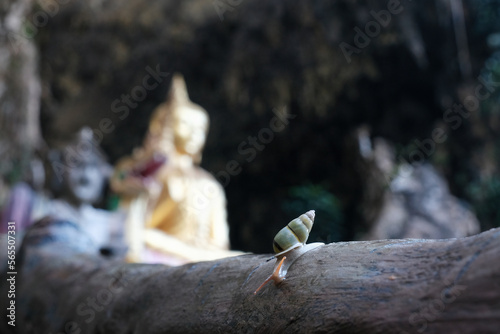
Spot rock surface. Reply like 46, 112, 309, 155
366, 163, 480, 240
0, 0, 41, 182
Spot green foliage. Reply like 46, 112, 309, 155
472, 0, 500, 34
1, 155, 29, 186
466, 175, 500, 229
282, 183, 344, 243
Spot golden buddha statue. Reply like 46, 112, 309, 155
111, 74, 240, 264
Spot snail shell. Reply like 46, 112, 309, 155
273, 210, 315, 256
254, 210, 323, 294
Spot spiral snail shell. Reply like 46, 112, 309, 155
273, 210, 315, 256
254, 210, 324, 294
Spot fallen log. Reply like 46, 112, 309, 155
2, 218, 500, 333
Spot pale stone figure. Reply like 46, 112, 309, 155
49, 129, 125, 253
359, 134, 480, 240
111, 74, 240, 264
1, 127, 126, 256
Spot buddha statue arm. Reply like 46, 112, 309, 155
110, 157, 147, 197
111, 148, 164, 198
143, 228, 239, 262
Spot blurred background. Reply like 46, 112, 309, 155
1, 0, 500, 253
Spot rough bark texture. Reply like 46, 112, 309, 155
1, 218, 499, 334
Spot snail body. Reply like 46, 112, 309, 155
254, 210, 323, 294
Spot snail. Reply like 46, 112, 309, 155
254, 210, 324, 294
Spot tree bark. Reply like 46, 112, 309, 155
2, 218, 500, 334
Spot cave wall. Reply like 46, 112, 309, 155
0, 0, 41, 183
12, 0, 498, 252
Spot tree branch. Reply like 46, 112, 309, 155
2, 218, 500, 333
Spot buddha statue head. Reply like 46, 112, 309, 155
147, 74, 209, 165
